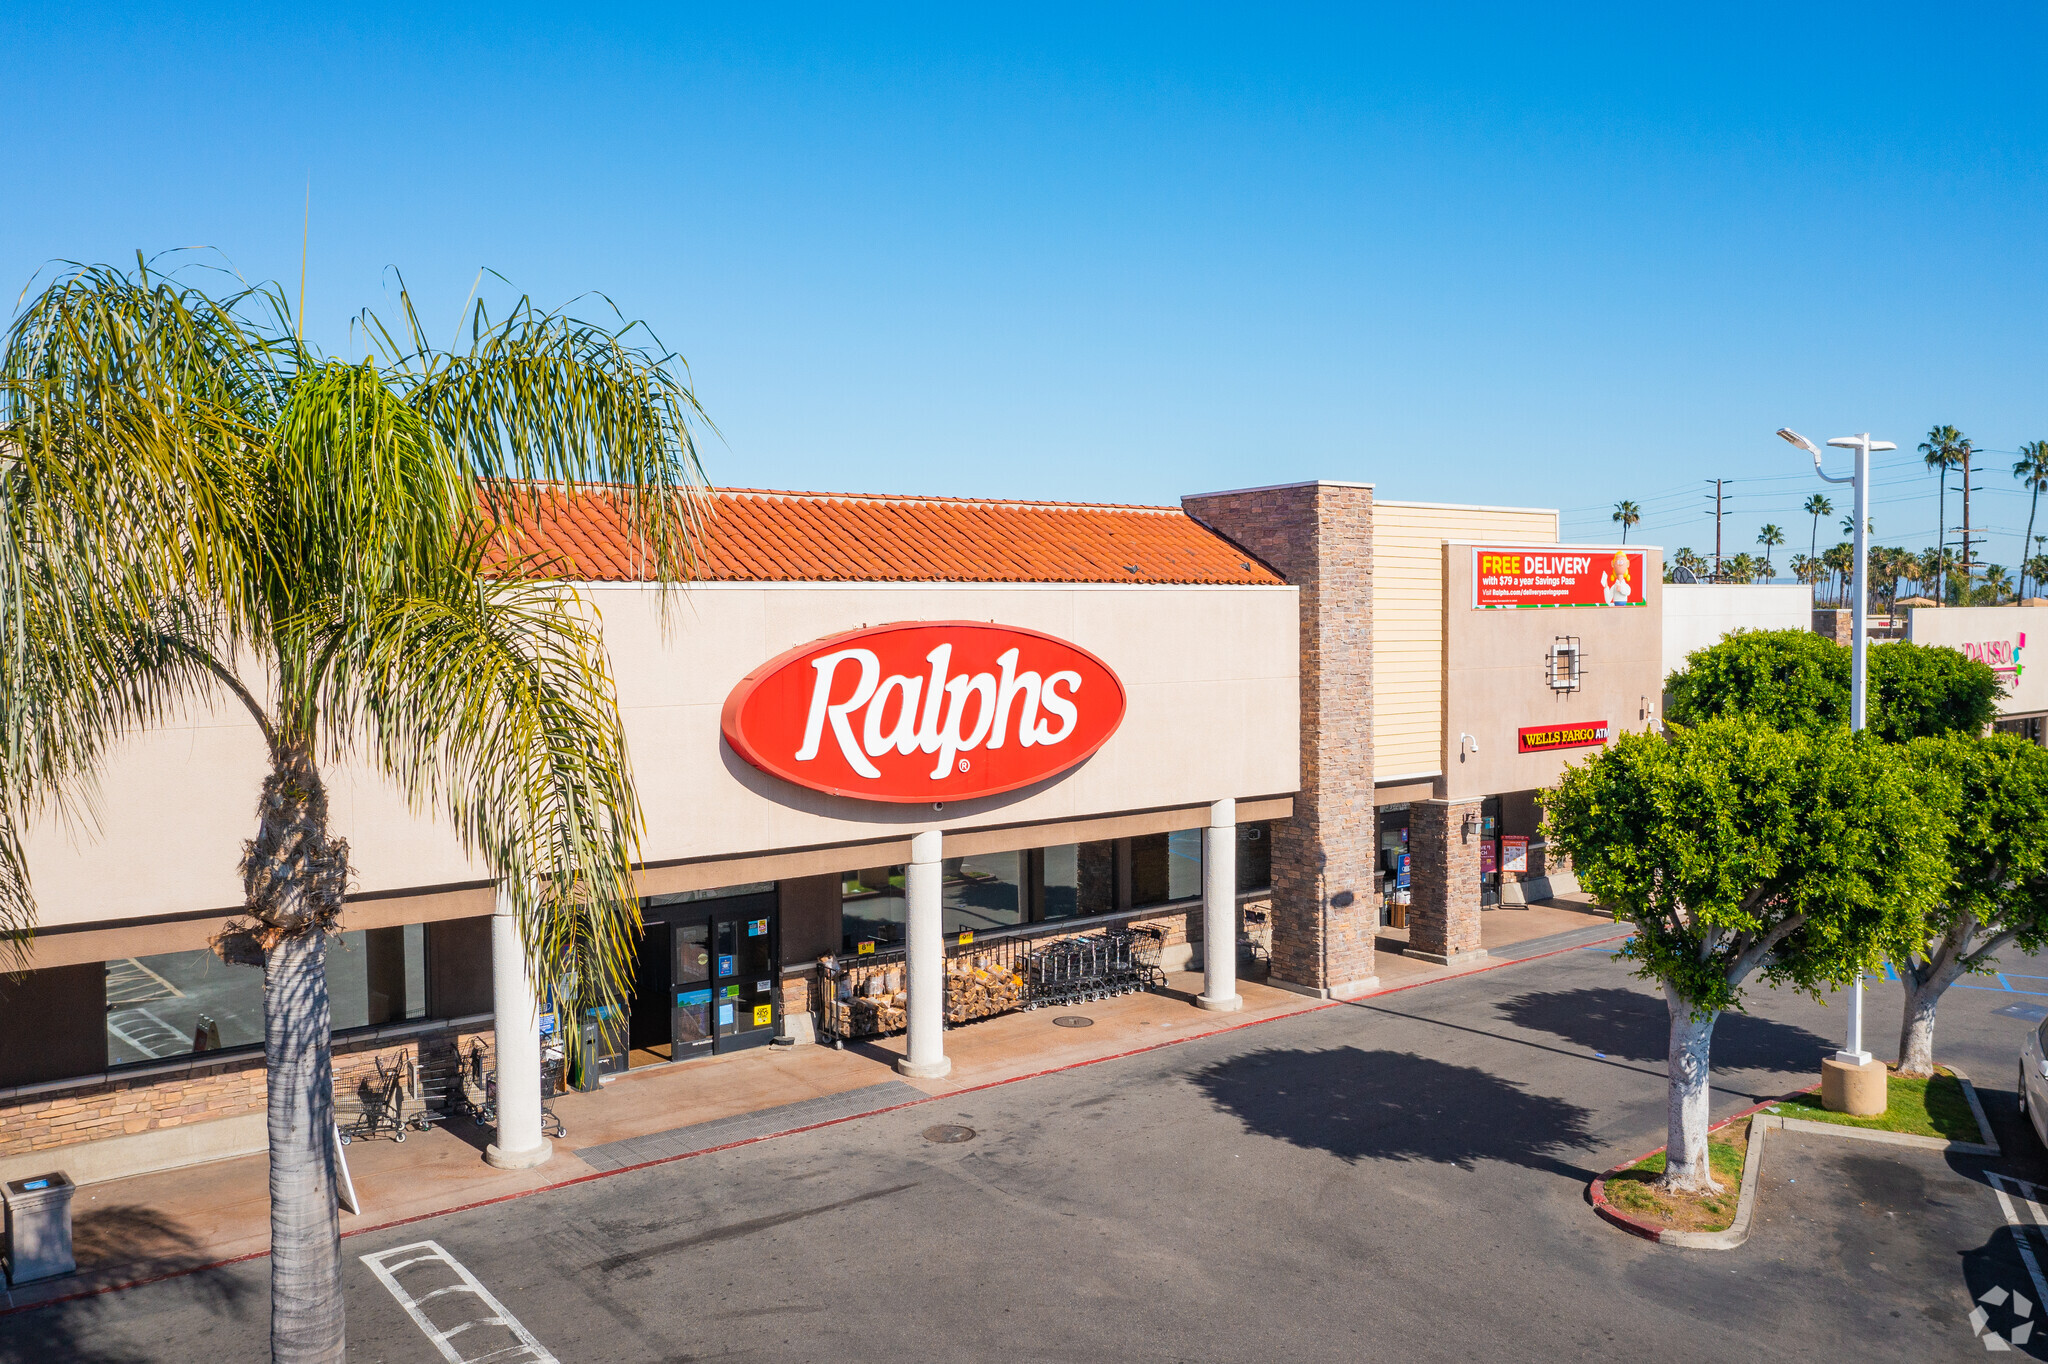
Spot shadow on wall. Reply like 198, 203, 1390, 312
1494, 986, 1838, 1073
1189, 1046, 1600, 1180
2, 1205, 253, 1362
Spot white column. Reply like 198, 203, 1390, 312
484, 885, 553, 1170
897, 829, 951, 1079
1197, 798, 1243, 1012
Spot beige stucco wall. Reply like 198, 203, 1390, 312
22, 582, 1300, 931
1371, 501, 1559, 783
1906, 605, 2048, 716
1441, 542, 1664, 801
1661, 583, 1814, 679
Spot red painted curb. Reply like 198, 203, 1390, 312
0, 923, 1635, 1317
1585, 1081, 1824, 1244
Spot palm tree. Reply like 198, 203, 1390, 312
1611, 499, 1641, 543
1755, 524, 1785, 579
1983, 564, 2013, 604
1725, 551, 1758, 585
0, 260, 708, 1362
1803, 492, 1833, 562
1789, 552, 1814, 586
1921, 425, 1970, 603
1822, 542, 1855, 606
2014, 441, 2048, 598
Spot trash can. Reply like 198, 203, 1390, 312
4, 1173, 77, 1285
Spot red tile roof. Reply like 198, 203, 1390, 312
483, 487, 1284, 586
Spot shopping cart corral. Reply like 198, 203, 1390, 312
815, 920, 1168, 1046
455, 1037, 568, 1140
336, 1049, 450, 1145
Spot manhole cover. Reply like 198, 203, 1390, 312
923, 1124, 976, 1144
1053, 1015, 1094, 1029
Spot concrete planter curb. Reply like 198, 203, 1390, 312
1588, 1067, 1999, 1249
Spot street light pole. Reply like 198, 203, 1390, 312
1778, 428, 1896, 1068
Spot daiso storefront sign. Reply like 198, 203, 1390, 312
721, 622, 1127, 802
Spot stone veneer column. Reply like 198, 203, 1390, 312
1181, 481, 1378, 999
1408, 799, 1487, 966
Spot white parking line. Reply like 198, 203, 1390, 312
360, 1240, 560, 1364
1987, 1173, 2048, 1313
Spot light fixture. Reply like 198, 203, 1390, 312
1547, 638, 1582, 692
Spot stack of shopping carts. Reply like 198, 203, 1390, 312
1024, 925, 1163, 1009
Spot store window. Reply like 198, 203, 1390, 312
943, 853, 1024, 935
104, 924, 427, 1067
1236, 821, 1273, 893
1039, 841, 1117, 919
1131, 830, 1202, 907
842, 866, 906, 952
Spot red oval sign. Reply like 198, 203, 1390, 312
721, 621, 1126, 803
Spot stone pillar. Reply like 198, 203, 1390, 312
484, 885, 552, 1170
1183, 481, 1378, 999
1197, 798, 1242, 1012
897, 830, 951, 1079
1409, 799, 1486, 966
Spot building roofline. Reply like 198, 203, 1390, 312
1376, 499, 1561, 515
1180, 480, 1376, 500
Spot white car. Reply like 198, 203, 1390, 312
2020, 1018, 2048, 1148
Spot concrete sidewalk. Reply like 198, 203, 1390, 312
3, 900, 1619, 1312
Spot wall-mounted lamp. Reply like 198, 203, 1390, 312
1460, 810, 1479, 842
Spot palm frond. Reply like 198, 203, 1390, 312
317, 553, 644, 1017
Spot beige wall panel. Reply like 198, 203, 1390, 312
1371, 502, 1559, 780
23, 582, 1299, 932
1906, 605, 2048, 716
1662, 584, 1814, 679
1441, 542, 1664, 801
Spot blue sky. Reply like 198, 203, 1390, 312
9, 5, 2048, 570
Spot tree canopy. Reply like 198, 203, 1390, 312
1665, 628, 2002, 742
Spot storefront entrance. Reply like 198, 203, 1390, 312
628, 884, 780, 1066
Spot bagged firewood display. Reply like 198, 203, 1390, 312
944, 954, 1026, 1024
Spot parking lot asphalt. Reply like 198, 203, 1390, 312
10, 938, 2048, 1363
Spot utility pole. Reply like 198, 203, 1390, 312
1704, 479, 1726, 580
1956, 444, 1980, 595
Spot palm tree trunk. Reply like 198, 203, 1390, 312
266, 929, 344, 1362
2025, 488, 2040, 600
238, 745, 351, 1363
1938, 473, 1949, 603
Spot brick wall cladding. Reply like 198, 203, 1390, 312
0, 1021, 494, 1160
1181, 483, 1376, 994
1409, 799, 1483, 962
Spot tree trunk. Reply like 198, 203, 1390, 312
1896, 975, 1941, 1079
236, 745, 351, 1364
266, 929, 344, 1363
1661, 983, 1721, 1194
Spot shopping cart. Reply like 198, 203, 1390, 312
336, 1052, 409, 1145
457, 1038, 567, 1140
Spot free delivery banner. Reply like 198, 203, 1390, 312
1474, 547, 1648, 609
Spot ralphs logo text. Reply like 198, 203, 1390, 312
721, 621, 1127, 802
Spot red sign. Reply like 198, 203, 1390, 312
1475, 547, 1648, 609
1518, 721, 1611, 754
721, 622, 1127, 803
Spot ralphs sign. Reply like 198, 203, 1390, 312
1476, 546, 1648, 609
721, 622, 1126, 802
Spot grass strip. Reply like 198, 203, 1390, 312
1601, 1123, 1748, 1233
1766, 1069, 1976, 1141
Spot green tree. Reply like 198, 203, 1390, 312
1755, 524, 1785, 579
1821, 542, 1854, 606
1725, 551, 1758, 585
0, 261, 708, 1362
2027, 553, 2048, 601
1921, 425, 1971, 602
1803, 493, 1833, 563
1894, 734, 2048, 1076
1543, 719, 1946, 1191
1665, 629, 2003, 742
1612, 499, 1641, 543
2014, 441, 2048, 599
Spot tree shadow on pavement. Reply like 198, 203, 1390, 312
1494, 986, 1835, 1072
0, 1206, 251, 1364
1190, 1046, 1600, 1180
1960, 1226, 2048, 1358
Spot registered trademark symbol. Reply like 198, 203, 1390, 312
958, 759, 970, 772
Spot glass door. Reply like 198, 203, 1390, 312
712, 909, 778, 1051
672, 923, 714, 1057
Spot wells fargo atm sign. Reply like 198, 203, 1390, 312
1475, 547, 1648, 609
1518, 721, 1611, 754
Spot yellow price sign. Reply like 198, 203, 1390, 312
752, 1004, 772, 1027
857, 940, 875, 955
958, 930, 974, 945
